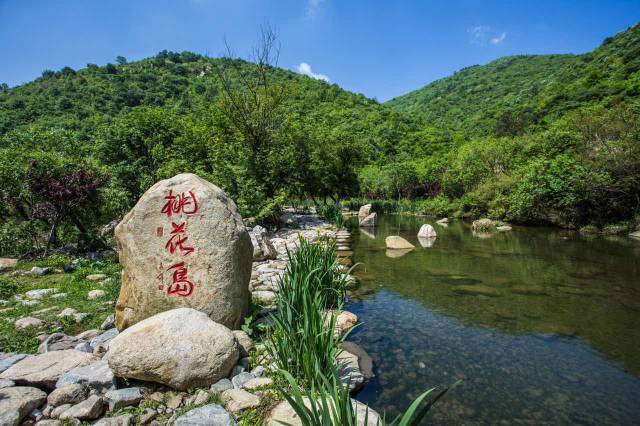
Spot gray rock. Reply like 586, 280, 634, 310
30, 267, 51, 276
0, 353, 31, 373
0, 386, 47, 426
104, 387, 143, 410
231, 371, 254, 389
211, 378, 233, 394
38, 333, 81, 353
359, 212, 377, 228
14, 316, 44, 329
175, 404, 236, 426
417, 224, 437, 238
25, 288, 58, 300
59, 394, 104, 420
232, 330, 254, 357
250, 225, 277, 261
220, 389, 260, 414
89, 328, 119, 349
50, 403, 71, 419
35, 420, 62, 426
56, 360, 115, 391
74, 342, 92, 353
336, 350, 364, 392
87, 289, 106, 300
0, 378, 15, 388
100, 314, 115, 330
242, 377, 272, 391
47, 384, 88, 407
93, 415, 133, 426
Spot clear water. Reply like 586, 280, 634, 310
346, 214, 640, 425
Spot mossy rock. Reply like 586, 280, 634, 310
578, 225, 600, 234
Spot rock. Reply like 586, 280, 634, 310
629, 230, 640, 240
139, 408, 157, 424
357, 204, 372, 221
0, 258, 18, 272
0, 378, 15, 388
55, 360, 115, 391
417, 236, 436, 248
0, 353, 31, 373
36, 420, 62, 426
471, 218, 496, 232
232, 330, 254, 357
30, 267, 51, 276
57, 308, 77, 318
59, 394, 104, 420
385, 236, 415, 250
359, 212, 377, 228
0, 350, 97, 390
50, 404, 71, 419
76, 329, 101, 340
496, 225, 512, 232
417, 224, 437, 238
0, 386, 47, 426
211, 378, 234, 394
336, 350, 364, 392
38, 333, 81, 353
436, 218, 449, 225
47, 384, 88, 407
108, 308, 239, 390
242, 377, 272, 391
252, 290, 277, 305
87, 290, 106, 300
104, 387, 143, 410
93, 415, 134, 426
330, 310, 358, 336
100, 315, 115, 330
250, 226, 277, 261
231, 371, 254, 389
25, 289, 57, 300
220, 389, 260, 414
267, 398, 379, 426
74, 342, 92, 353
15, 317, 44, 329
86, 274, 107, 281
114, 173, 253, 331
342, 341, 374, 379
90, 328, 119, 349
175, 404, 236, 426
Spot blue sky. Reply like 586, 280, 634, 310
1, 0, 639, 101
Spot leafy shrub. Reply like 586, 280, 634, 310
0, 276, 20, 299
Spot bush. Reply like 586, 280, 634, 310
0, 276, 20, 299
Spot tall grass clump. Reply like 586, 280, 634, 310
316, 203, 345, 228
265, 237, 352, 388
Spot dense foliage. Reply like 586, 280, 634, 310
1, 24, 639, 254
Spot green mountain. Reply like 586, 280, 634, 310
386, 24, 640, 138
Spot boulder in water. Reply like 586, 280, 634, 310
417, 224, 437, 238
385, 236, 414, 249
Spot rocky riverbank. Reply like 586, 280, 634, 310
0, 213, 372, 426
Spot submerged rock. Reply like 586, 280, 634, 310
385, 236, 415, 250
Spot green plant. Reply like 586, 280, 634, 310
0, 276, 20, 299
278, 370, 459, 426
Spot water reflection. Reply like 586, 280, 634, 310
347, 215, 640, 425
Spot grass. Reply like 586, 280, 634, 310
0, 257, 121, 353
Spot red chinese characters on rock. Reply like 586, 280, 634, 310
158, 189, 199, 298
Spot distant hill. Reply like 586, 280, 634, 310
386, 24, 640, 137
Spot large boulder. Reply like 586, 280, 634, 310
385, 236, 415, 250
357, 204, 372, 221
107, 308, 239, 390
114, 173, 253, 330
417, 224, 437, 238
0, 386, 47, 426
359, 213, 377, 228
0, 350, 97, 390
249, 225, 277, 261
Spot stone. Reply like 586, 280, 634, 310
0, 378, 15, 388
252, 290, 277, 305
241, 377, 272, 391
385, 236, 415, 249
50, 404, 71, 419
59, 394, 104, 420
471, 218, 496, 232
100, 314, 115, 330
38, 333, 81, 353
86, 274, 107, 281
90, 328, 119, 349
211, 378, 234, 394
105, 387, 143, 411
250, 225, 277, 261
436, 218, 449, 224
357, 204, 372, 221
0, 386, 47, 426
496, 225, 512, 232
329, 310, 358, 336
167, 392, 185, 409
231, 371, 254, 389
93, 415, 134, 426
25, 289, 57, 300
76, 329, 102, 340
220, 389, 260, 414
232, 330, 254, 357
108, 308, 239, 390
15, 317, 44, 329
359, 212, 377, 228
342, 341, 374, 379
267, 398, 379, 426
36, 420, 62, 426
114, 173, 253, 331
47, 384, 88, 407
0, 258, 18, 272
175, 404, 236, 426
0, 353, 31, 373
139, 408, 157, 424
336, 350, 364, 392
74, 342, 92, 353
417, 224, 437, 238
87, 290, 106, 300
30, 267, 51, 276
630, 230, 640, 240
55, 360, 115, 391
58, 308, 77, 318
0, 350, 97, 390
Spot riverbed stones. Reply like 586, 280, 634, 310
0, 350, 97, 390
0, 257, 17, 272
175, 404, 236, 426
0, 353, 31, 373
250, 225, 277, 261
385, 236, 415, 249
47, 384, 88, 407
107, 308, 239, 390
267, 398, 379, 426
417, 224, 437, 238
114, 173, 253, 331
55, 360, 115, 391
15, 316, 44, 329
220, 389, 260, 414
359, 212, 377, 228
59, 394, 105, 420
88, 289, 106, 300
232, 330, 254, 357
104, 387, 143, 410
336, 350, 364, 392
0, 386, 47, 426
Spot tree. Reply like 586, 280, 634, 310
116, 55, 128, 65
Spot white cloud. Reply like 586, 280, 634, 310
468, 25, 489, 44
306, 0, 325, 18
297, 62, 329, 82
491, 32, 507, 45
